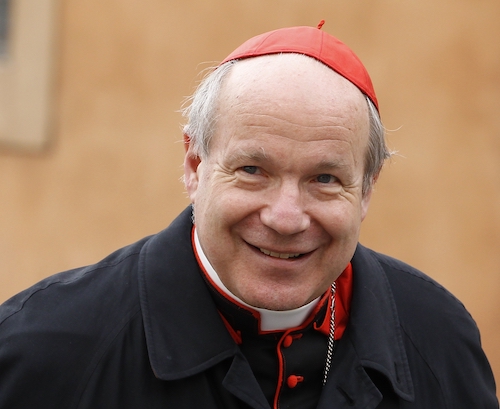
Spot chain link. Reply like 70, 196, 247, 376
322, 282, 336, 386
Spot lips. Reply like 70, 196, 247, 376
259, 248, 302, 259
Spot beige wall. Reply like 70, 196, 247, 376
1, 0, 499, 388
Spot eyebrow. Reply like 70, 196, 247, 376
226, 148, 269, 164
313, 159, 349, 172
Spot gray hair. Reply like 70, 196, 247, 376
182, 61, 236, 158
182, 58, 390, 196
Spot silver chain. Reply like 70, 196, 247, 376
322, 282, 336, 386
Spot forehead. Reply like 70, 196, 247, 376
220, 53, 367, 115
210, 54, 370, 157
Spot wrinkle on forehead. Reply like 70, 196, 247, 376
238, 112, 355, 133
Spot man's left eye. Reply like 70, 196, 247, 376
316, 174, 336, 184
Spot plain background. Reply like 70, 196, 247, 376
1, 0, 499, 392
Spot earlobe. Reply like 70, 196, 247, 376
361, 172, 381, 220
360, 184, 374, 221
361, 192, 371, 221
183, 134, 202, 202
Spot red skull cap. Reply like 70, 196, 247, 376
220, 23, 378, 111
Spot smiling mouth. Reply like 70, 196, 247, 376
259, 248, 303, 259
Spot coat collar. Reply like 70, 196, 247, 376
138, 207, 239, 380
138, 207, 414, 402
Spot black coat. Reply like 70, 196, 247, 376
0, 207, 497, 408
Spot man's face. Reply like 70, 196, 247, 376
184, 54, 372, 311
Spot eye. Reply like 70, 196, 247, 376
316, 174, 337, 184
242, 166, 259, 175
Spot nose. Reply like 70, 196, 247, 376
260, 182, 310, 235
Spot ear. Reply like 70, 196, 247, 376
360, 188, 372, 221
183, 134, 202, 202
360, 174, 379, 221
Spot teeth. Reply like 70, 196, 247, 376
260, 248, 301, 259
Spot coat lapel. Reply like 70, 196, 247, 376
317, 245, 414, 408
318, 337, 383, 408
137, 207, 239, 380
345, 244, 414, 401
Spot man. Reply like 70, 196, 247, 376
0, 24, 497, 409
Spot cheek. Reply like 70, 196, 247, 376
218, 192, 258, 227
317, 202, 364, 238
195, 183, 249, 229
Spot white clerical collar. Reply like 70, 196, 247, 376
193, 228, 320, 331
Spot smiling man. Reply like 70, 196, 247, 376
185, 52, 371, 313
0, 24, 498, 409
